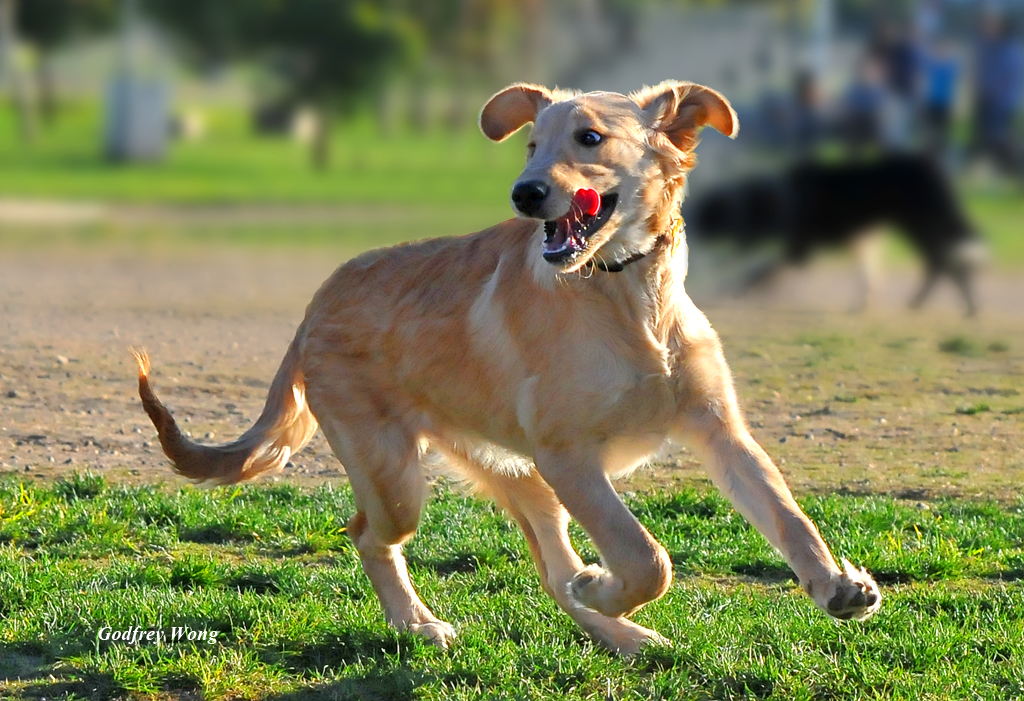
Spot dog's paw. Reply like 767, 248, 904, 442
406, 620, 457, 649
817, 559, 881, 621
569, 564, 624, 616
595, 620, 670, 657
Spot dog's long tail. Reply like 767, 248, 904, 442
131, 336, 319, 484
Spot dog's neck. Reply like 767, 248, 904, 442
590, 245, 659, 273
587, 216, 680, 273
583, 214, 690, 348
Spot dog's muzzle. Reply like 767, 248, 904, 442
542, 192, 618, 264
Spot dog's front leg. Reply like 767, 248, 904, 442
534, 448, 673, 619
680, 409, 881, 621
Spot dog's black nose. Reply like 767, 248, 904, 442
511, 180, 550, 216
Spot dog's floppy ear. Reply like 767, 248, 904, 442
633, 80, 738, 151
479, 83, 553, 142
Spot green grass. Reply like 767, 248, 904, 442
1, 476, 1022, 700
939, 336, 983, 357
962, 188, 1024, 266
955, 402, 991, 416
0, 102, 523, 251
0, 102, 524, 208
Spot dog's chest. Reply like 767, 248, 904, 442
477, 292, 676, 448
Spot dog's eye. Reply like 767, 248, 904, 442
527, 142, 536, 158
576, 129, 602, 147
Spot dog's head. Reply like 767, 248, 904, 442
480, 80, 738, 274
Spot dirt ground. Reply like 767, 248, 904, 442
1, 239, 1022, 500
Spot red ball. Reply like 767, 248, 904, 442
574, 188, 601, 216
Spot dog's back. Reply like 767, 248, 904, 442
788, 154, 976, 265
690, 154, 975, 260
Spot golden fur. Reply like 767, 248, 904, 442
135, 80, 880, 654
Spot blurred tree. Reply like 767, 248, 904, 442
148, 0, 419, 169
16, 0, 114, 123
144, 0, 262, 69
259, 0, 419, 168
393, 0, 464, 131
396, 0, 542, 131
0, 0, 38, 141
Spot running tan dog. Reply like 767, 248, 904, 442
134, 80, 881, 655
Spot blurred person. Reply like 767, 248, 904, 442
876, 22, 922, 101
842, 55, 889, 155
971, 12, 1024, 175
793, 69, 826, 157
915, 0, 944, 41
870, 19, 924, 148
922, 36, 960, 160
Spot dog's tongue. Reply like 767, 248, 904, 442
574, 188, 601, 216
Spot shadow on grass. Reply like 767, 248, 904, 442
0, 642, 128, 700
709, 673, 774, 700
264, 655, 589, 701
985, 568, 1024, 582
407, 551, 482, 577
0, 642, 51, 681
178, 523, 258, 545
870, 570, 914, 585
638, 648, 775, 699
729, 561, 798, 583
17, 673, 126, 701
15, 674, 201, 701
259, 634, 431, 701
262, 631, 404, 673
262, 668, 419, 701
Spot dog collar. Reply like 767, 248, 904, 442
587, 220, 679, 273
593, 248, 655, 272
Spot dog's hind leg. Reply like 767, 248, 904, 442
530, 448, 674, 623
909, 264, 940, 310
851, 229, 883, 313
949, 239, 988, 316
314, 410, 456, 648
951, 264, 978, 317
468, 466, 668, 655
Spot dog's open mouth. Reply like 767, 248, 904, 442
543, 190, 618, 263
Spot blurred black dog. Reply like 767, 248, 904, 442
685, 154, 985, 315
